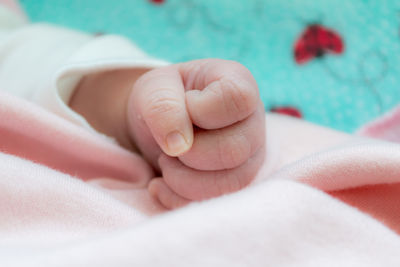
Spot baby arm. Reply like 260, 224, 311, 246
71, 59, 266, 209
0, 4, 265, 207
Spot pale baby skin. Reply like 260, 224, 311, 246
70, 59, 266, 209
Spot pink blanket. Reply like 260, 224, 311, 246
1, 90, 400, 266
2, 2, 400, 264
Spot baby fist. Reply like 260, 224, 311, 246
127, 59, 266, 209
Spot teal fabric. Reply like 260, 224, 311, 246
20, 0, 400, 132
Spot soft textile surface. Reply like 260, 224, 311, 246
3, 1, 400, 265
358, 105, 400, 143
19, 0, 400, 132
2, 90, 400, 266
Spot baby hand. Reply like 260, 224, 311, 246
127, 59, 266, 209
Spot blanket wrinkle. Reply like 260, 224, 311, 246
358, 104, 400, 144
1, 92, 400, 265
7, 180, 400, 267
2, 1, 400, 264
264, 139, 400, 234
0, 91, 153, 185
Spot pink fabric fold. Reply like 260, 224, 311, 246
0, 91, 154, 185
3, 1, 400, 264
1, 91, 400, 266
358, 104, 400, 143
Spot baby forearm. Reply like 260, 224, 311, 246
69, 68, 149, 152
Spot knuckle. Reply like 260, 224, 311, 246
220, 78, 257, 119
229, 61, 252, 78
144, 89, 183, 118
216, 171, 244, 196
230, 171, 246, 191
217, 132, 251, 169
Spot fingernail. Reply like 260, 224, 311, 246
166, 131, 189, 156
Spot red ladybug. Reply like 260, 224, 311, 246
294, 24, 344, 64
270, 106, 302, 118
149, 0, 165, 4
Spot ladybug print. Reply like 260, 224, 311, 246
294, 24, 344, 64
270, 106, 303, 118
149, 0, 165, 4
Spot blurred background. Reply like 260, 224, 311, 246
20, 0, 400, 132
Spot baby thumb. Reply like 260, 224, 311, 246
132, 66, 193, 157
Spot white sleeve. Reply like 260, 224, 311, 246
0, 6, 169, 132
